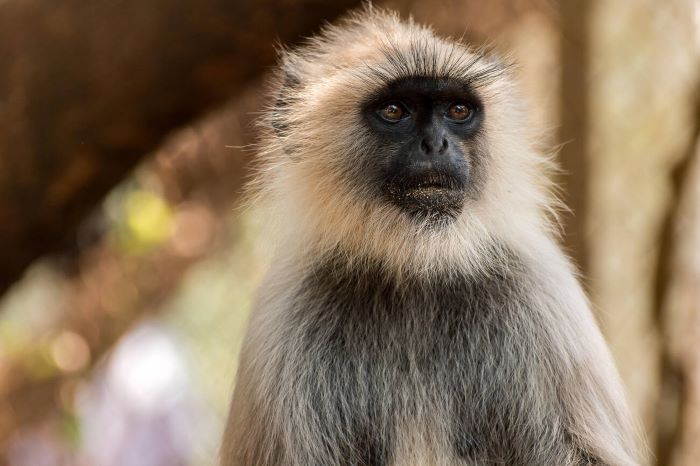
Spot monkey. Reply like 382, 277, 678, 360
221, 7, 643, 466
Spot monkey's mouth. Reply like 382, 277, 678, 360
384, 172, 466, 220
403, 172, 462, 193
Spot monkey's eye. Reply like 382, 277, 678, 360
378, 102, 408, 122
446, 103, 473, 122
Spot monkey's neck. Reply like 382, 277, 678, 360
295, 243, 526, 312
295, 239, 524, 286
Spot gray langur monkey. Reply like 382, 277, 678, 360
221, 7, 643, 466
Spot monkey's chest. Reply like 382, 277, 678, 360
278, 260, 569, 465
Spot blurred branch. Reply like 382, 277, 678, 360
557, 0, 591, 274
0, 88, 262, 455
0, 0, 360, 298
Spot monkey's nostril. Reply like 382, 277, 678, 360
420, 139, 431, 154
439, 138, 448, 153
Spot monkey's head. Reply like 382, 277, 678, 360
257, 8, 555, 272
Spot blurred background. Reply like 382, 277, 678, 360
0, 0, 698, 465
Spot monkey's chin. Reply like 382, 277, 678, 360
389, 187, 465, 226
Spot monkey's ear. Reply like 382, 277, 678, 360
271, 65, 301, 139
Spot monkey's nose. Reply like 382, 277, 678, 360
419, 137, 449, 155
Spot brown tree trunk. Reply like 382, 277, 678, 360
654, 100, 700, 466
557, 0, 591, 274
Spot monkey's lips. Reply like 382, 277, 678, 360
403, 184, 462, 202
384, 173, 466, 219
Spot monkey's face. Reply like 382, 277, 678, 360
361, 76, 483, 222
263, 11, 551, 265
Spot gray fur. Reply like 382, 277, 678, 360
222, 242, 639, 465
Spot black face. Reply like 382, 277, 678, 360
362, 77, 483, 223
